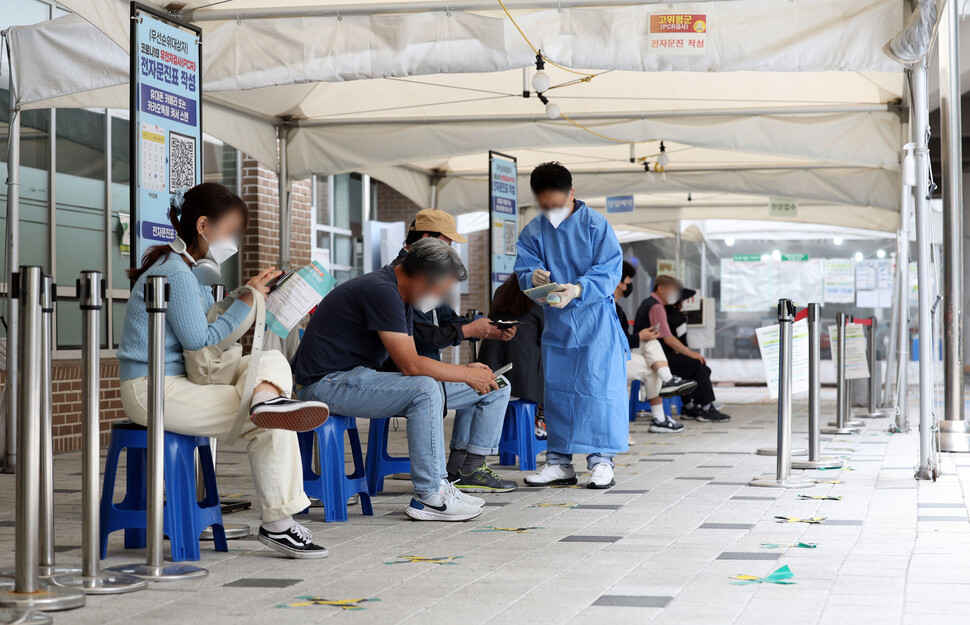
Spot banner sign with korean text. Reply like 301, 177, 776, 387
489, 151, 518, 297
649, 14, 707, 55
606, 195, 635, 213
130, 2, 202, 266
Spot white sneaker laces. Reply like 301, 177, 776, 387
590, 463, 611, 479
290, 522, 313, 543
441, 480, 463, 505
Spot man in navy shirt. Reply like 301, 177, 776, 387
390, 209, 516, 494
294, 238, 499, 522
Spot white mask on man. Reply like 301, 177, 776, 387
666, 290, 681, 306
201, 233, 239, 265
544, 205, 572, 229
414, 295, 443, 313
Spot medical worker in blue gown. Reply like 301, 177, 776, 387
515, 162, 628, 489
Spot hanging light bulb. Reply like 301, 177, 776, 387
833, 236, 844, 246
902, 142, 917, 188
854, 251, 864, 262
545, 101, 561, 120
531, 52, 550, 93
725, 237, 735, 247
877, 249, 886, 259
657, 141, 670, 168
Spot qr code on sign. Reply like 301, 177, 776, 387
169, 131, 197, 191
503, 219, 516, 255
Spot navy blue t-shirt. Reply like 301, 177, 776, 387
292, 265, 413, 385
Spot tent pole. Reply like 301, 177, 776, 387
911, 60, 936, 479
674, 226, 681, 279
1, 107, 19, 474
937, 0, 968, 452
277, 124, 290, 269
299, 104, 895, 127
883, 242, 899, 409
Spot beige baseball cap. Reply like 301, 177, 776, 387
410, 208, 467, 244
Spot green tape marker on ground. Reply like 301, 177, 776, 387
760, 542, 818, 549
385, 555, 463, 565
775, 515, 826, 524
731, 565, 796, 585
276, 597, 380, 610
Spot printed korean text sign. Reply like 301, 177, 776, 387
649, 14, 707, 55
131, 4, 201, 262
489, 152, 518, 296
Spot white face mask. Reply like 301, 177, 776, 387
201, 233, 238, 265
544, 204, 572, 229
414, 295, 443, 313
666, 290, 681, 306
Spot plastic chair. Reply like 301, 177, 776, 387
297, 414, 374, 522
498, 400, 546, 471
629, 380, 651, 422
663, 396, 683, 416
100, 420, 227, 562
364, 417, 411, 496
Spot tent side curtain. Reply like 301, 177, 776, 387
58, 0, 902, 87
285, 111, 902, 178
435, 167, 901, 216
6, 15, 278, 169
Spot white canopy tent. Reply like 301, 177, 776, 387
6, 0, 905, 222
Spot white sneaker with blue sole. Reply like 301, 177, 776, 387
405, 481, 483, 521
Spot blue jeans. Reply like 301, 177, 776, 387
444, 377, 511, 455
545, 450, 615, 470
297, 367, 444, 496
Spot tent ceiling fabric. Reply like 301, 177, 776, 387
8, 0, 909, 228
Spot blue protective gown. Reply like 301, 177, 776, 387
514, 200, 629, 455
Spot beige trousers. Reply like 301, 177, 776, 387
626, 340, 666, 402
120, 350, 310, 522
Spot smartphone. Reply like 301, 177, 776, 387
269, 269, 295, 292
652, 322, 661, 332
490, 320, 522, 330
476, 363, 513, 395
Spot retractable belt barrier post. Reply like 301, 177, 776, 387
0, 268, 85, 614
52, 272, 147, 594
822, 313, 862, 435
749, 299, 814, 489
856, 318, 888, 418
792, 304, 843, 470
107, 276, 208, 582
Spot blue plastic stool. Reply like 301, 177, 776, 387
629, 380, 651, 422
498, 400, 547, 471
297, 414, 374, 522
663, 396, 683, 416
364, 417, 411, 496
99, 420, 227, 562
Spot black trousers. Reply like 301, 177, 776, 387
665, 350, 715, 406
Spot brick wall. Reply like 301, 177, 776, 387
51, 360, 126, 453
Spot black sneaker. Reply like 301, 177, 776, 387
454, 462, 518, 493
697, 408, 731, 423
251, 397, 329, 432
680, 404, 702, 420
659, 376, 698, 398
649, 417, 685, 433
257, 523, 328, 559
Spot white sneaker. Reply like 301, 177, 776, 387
405, 481, 482, 522
448, 479, 485, 507
524, 463, 577, 487
587, 463, 615, 489
628, 434, 636, 446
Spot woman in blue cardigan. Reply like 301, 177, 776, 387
118, 182, 328, 559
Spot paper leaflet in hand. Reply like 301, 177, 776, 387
265, 261, 336, 338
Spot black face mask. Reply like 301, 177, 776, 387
622, 282, 633, 298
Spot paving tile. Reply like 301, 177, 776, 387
700, 465, 733, 469
676, 477, 714, 481
698, 523, 755, 530
716, 552, 781, 560
918, 516, 969, 522
223, 578, 302, 588
824, 520, 865, 526
576, 505, 623, 510
560, 536, 622, 543
918, 503, 965, 509
708, 481, 750, 486
608, 490, 649, 494
591, 595, 673, 608
731, 496, 775, 501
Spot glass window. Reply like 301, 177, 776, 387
315, 176, 330, 226
55, 108, 106, 287
110, 113, 132, 290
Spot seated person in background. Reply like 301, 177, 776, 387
293, 238, 504, 521
478, 275, 546, 438
615, 262, 695, 435
633, 275, 729, 423
389, 209, 516, 493
119, 182, 330, 559
664, 289, 730, 422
